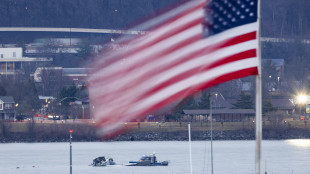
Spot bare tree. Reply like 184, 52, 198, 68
266, 110, 287, 128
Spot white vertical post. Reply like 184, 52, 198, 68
210, 91, 214, 174
188, 123, 193, 174
255, 0, 262, 174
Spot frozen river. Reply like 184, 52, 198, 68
1, 140, 310, 174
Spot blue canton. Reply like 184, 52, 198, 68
203, 0, 258, 37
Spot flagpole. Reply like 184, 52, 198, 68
255, 0, 262, 174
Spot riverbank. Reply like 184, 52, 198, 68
1, 121, 310, 143
114, 127, 310, 141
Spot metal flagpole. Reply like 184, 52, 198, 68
255, 0, 262, 174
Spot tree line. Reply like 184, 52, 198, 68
0, 0, 178, 29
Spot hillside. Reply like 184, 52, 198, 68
0, 0, 178, 29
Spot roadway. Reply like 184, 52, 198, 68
0, 27, 309, 44
0, 27, 145, 35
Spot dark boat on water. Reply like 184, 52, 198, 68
91, 156, 116, 166
126, 154, 169, 166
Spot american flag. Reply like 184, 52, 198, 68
88, 0, 259, 136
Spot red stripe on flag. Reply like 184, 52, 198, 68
218, 31, 256, 49
207, 49, 257, 69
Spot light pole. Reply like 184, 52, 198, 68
81, 105, 84, 119
58, 97, 81, 119
69, 129, 73, 174
277, 76, 280, 90
15, 103, 19, 121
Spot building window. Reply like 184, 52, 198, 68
13, 52, 16, 57
0, 104, 2, 110
7, 62, 13, 72
4, 103, 12, 109
48, 71, 58, 82
0, 54, 3, 58
15, 62, 21, 71
0, 63, 5, 72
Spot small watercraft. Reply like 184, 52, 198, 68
91, 156, 116, 166
126, 154, 168, 166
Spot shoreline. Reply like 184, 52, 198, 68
1, 121, 310, 143
1, 127, 310, 143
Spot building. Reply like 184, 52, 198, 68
180, 92, 256, 122
183, 109, 255, 122
0, 96, 16, 120
0, 47, 52, 75
270, 98, 295, 114
33, 67, 89, 96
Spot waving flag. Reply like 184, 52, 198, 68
88, 0, 259, 136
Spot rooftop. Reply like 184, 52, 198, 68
183, 109, 255, 115
0, 96, 15, 103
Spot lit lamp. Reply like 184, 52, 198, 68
297, 94, 307, 104
297, 94, 308, 115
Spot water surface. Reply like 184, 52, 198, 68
0, 140, 309, 174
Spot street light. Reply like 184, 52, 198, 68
58, 97, 81, 119
296, 94, 308, 115
58, 97, 81, 103
297, 94, 307, 104
277, 76, 280, 90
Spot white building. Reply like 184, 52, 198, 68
0, 48, 22, 58
0, 47, 52, 75
0, 96, 16, 120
